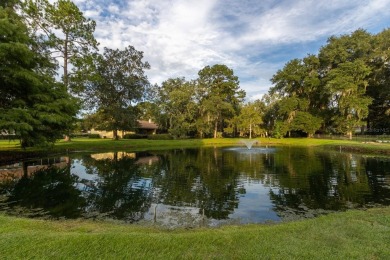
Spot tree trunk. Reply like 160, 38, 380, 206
22, 162, 28, 178
63, 35, 71, 141
214, 121, 218, 138
113, 129, 118, 140
347, 131, 352, 140
64, 34, 69, 89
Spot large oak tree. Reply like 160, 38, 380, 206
83, 46, 150, 139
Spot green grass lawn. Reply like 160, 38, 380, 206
0, 207, 389, 259
1, 137, 390, 155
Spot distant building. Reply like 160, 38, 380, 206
136, 120, 159, 135
90, 119, 158, 138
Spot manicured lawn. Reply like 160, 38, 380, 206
1, 137, 390, 155
0, 207, 389, 259
0, 140, 20, 151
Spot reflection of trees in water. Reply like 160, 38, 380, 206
4, 166, 85, 218
365, 158, 390, 204
75, 148, 248, 221
264, 148, 389, 212
151, 148, 242, 219
78, 152, 154, 222
2, 148, 388, 223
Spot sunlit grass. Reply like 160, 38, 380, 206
0, 140, 20, 151
0, 207, 389, 259
0, 137, 389, 154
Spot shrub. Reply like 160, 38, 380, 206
88, 134, 101, 139
71, 133, 89, 138
0, 135, 20, 140
123, 134, 147, 139
147, 134, 173, 140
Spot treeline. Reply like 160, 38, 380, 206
134, 65, 247, 139
134, 29, 390, 139
1, 0, 389, 147
267, 29, 390, 138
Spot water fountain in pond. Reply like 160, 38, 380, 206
240, 139, 258, 150
223, 139, 276, 154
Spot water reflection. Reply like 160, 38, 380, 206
2, 166, 85, 218
0, 147, 389, 226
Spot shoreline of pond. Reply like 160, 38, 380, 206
0, 207, 389, 258
1, 137, 390, 164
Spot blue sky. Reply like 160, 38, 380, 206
72, 0, 390, 100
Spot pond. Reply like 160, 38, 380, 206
1, 146, 390, 227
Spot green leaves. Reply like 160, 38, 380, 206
147, 64, 246, 138
81, 45, 150, 139
236, 101, 264, 138
268, 28, 390, 137
290, 112, 322, 137
325, 60, 372, 136
0, 3, 78, 148
156, 78, 197, 138
23, 0, 98, 89
197, 64, 245, 138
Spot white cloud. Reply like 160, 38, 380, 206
74, 0, 390, 98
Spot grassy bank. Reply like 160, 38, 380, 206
1, 137, 390, 155
0, 207, 389, 259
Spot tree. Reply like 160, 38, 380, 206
270, 55, 324, 137
317, 30, 375, 137
290, 112, 322, 137
197, 64, 245, 138
271, 55, 323, 107
325, 60, 372, 139
136, 101, 160, 123
261, 93, 280, 136
268, 30, 379, 138
23, 0, 98, 90
366, 29, 390, 133
83, 46, 150, 139
319, 29, 373, 70
0, 1, 78, 147
237, 100, 264, 138
156, 78, 197, 138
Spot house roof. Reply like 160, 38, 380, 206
137, 120, 158, 129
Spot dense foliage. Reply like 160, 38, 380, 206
145, 65, 246, 139
1, 0, 389, 144
146, 29, 389, 138
79, 46, 150, 139
267, 29, 390, 138
0, 0, 78, 147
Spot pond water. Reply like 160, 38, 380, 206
1, 146, 390, 227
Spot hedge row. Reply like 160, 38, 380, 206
122, 134, 173, 140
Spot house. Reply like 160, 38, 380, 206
137, 120, 158, 135
90, 119, 158, 138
